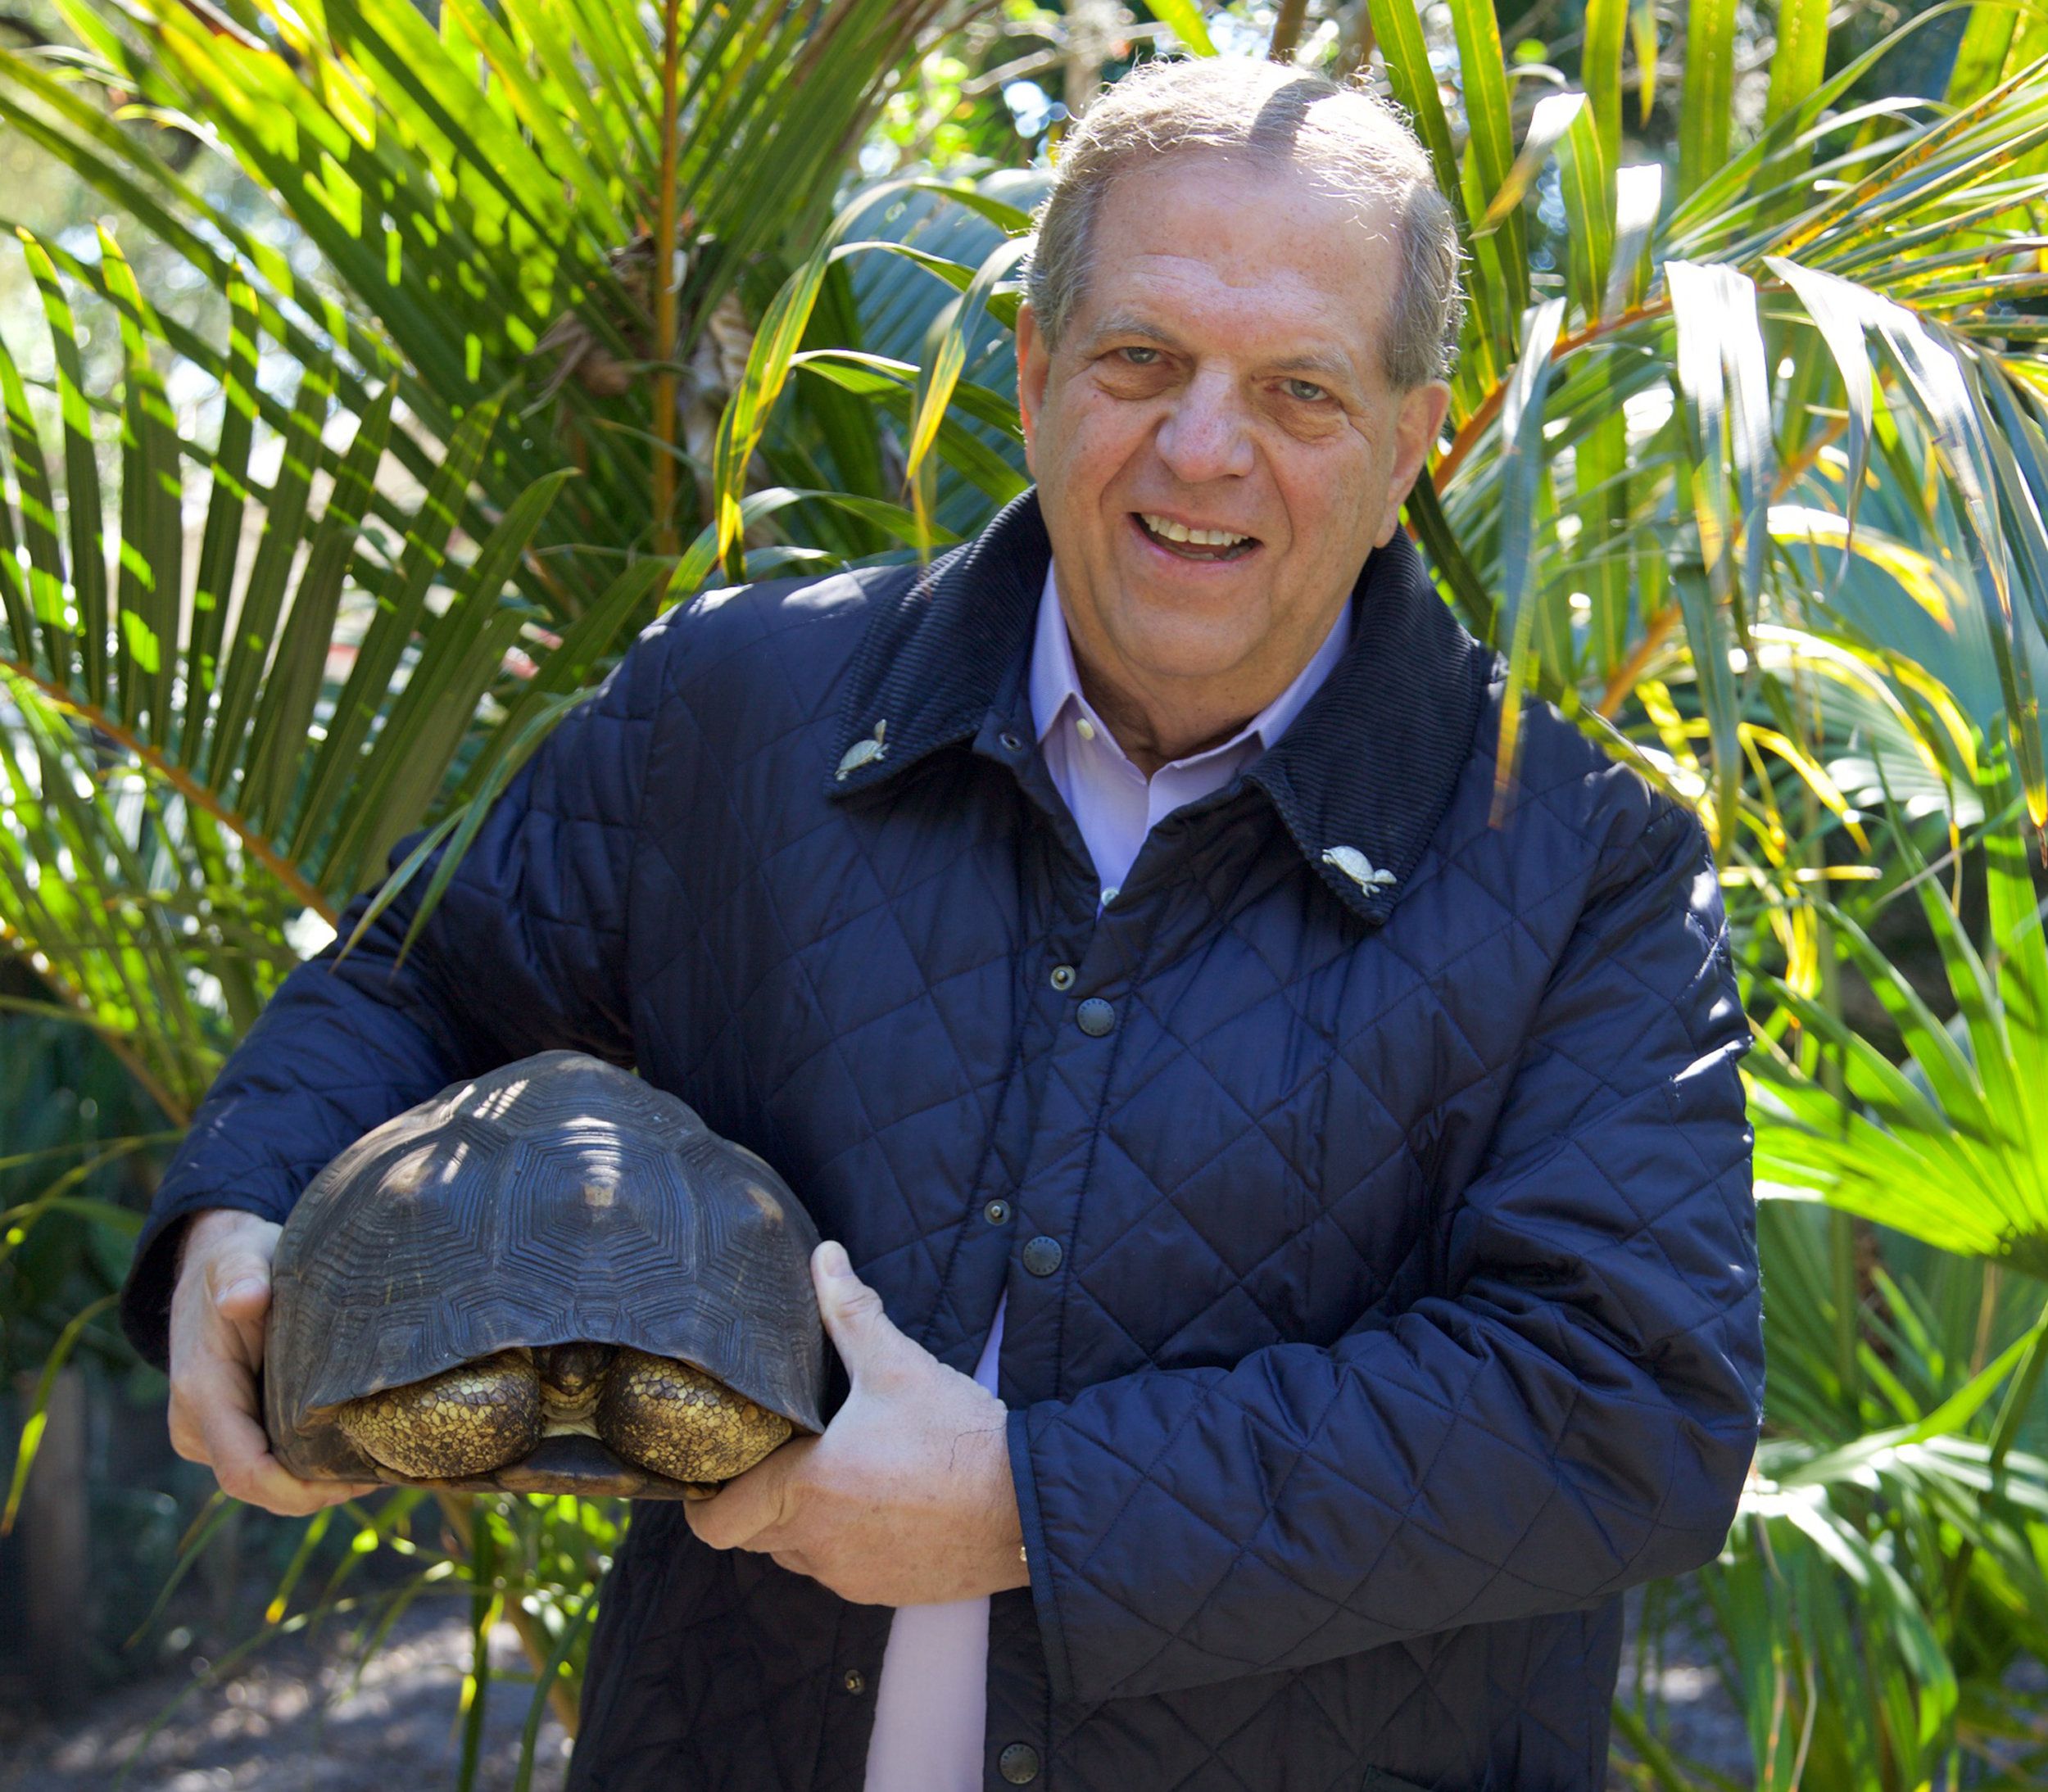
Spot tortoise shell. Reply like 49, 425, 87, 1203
264, 1050, 824, 1498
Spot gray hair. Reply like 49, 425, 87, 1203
1024, 57, 1465, 391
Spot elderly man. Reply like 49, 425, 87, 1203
125, 54, 1761, 1792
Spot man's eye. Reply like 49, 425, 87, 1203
1285, 378, 1329, 403
1118, 346, 1161, 366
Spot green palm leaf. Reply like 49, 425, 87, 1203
0, 236, 610, 1107
0, 1, 966, 1107
1750, 766, 2048, 1275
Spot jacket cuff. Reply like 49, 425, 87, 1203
119, 1188, 292, 1369
1008, 1401, 1076, 1705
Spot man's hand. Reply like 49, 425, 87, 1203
167, 1208, 380, 1516
686, 1242, 1030, 1605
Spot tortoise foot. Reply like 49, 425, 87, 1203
336, 1347, 541, 1478
596, 1348, 792, 1484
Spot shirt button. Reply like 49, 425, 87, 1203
1100, 885, 1121, 906
1049, 963, 1076, 992
1076, 997, 1116, 1036
999, 1742, 1041, 1783
1076, 717, 1097, 742
842, 1668, 865, 1694
1022, 1235, 1063, 1276
983, 1198, 1010, 1225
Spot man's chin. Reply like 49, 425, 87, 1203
1095, 611, 1272, 690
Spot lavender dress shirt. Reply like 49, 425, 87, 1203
859, 565, 1352, 1791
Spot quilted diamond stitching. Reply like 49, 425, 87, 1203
127, 539, 1761, 1792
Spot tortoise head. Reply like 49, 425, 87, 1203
537, 1341, 616, 1417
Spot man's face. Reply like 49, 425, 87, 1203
1016, 152, 1452, 720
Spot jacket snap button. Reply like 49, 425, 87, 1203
1076, 997, 1116, 1036
1049, 963, 1076, 991
842, 1668, 865, 1694
1022, 1235, 1063, 1276
984, 1198, 1010, 1224
999, 731, 1022, 752
999, 1742, 1041, 1783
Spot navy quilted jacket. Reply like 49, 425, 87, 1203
124, 491, 1763, 1792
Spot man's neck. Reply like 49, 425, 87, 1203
1071, 658, 1262, 776
1057, 600, 1355, 779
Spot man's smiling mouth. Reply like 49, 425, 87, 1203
1134, 512, 1260, 562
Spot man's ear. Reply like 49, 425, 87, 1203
1015, 302, 1049, 480
1377, 378, 1454, 546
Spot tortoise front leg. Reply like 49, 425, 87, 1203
336, 1348, 542, 1479
595, 1349, 792, 1486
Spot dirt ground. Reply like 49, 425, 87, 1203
0, 1579, 1755, 1792
1611, 1597, 1753, 1784
0, 1602, 570, 1792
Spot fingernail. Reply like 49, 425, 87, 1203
819, 1241, 852, 1278
220, 1278, 263, 1306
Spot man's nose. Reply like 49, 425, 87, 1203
1153, 372, 1255, 482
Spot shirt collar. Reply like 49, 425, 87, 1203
825, 489, 1496, 927
1026, 563, 1352, 768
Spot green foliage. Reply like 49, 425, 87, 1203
7, 1, 2048, 1785
1636, 1194, 2048, 1790
1751, 771, 2048, 1276
0, 0, 996, 1109
0, 0, 1010, 1763
0, 983, 166, 1378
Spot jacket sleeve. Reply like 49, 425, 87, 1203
119, 618, 677, 1367
1007, 801, 1762, 1706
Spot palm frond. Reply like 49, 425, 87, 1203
1750, 760, 2048, 1276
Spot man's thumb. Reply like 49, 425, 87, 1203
812, 1242, 904, 1373
210, 1251, 272, 1321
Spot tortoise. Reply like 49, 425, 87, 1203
263, 1050, 825, 1498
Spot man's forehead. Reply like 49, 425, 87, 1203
1064, 155, 1395, 342
1103, 145, 1402, 245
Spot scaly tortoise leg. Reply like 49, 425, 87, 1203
336, 1347, 542, 1479
595, 1348, 791, 1487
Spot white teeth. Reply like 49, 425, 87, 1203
1141, 514, 1248, 548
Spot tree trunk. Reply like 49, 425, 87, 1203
15, 1367, 90, 1708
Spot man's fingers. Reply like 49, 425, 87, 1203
164, 1208, 351, 1514
193, 1379, 270, 1484
168, 1380, 362, 1519
686, 1477, 777, 1552
685, 1440, 809, 1551
197, 1391, 369, 1515
167, 1395, 208, 1464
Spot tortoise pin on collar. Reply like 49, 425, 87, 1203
836, 718, 887, 781
1321, 845, 1398, 893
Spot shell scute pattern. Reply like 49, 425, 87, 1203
496, 1129, 703, 1289
265, 1050, 827, 1499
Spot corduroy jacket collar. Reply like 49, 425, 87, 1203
825, 489, 1497, 925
